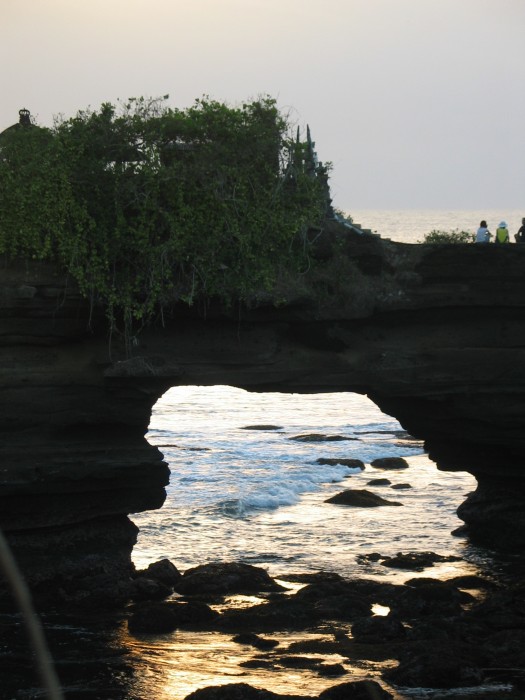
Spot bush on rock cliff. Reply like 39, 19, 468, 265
0, 96, 328, 346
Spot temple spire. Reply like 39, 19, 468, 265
18, 108, 31, 126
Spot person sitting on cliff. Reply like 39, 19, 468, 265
515, 218, 525, 243
495, 221, 510, 244
475, 220, 491, 243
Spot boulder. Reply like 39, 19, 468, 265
232, 633, 279, 650
351, 614, 406, 643
136, 558, 182, 586
175, 562, 284, 596
316, 458, 365, 469
370, 457, 409, 470
130, 576, 172, 601
289, 434, 355, 442
380, 551, 461, 571
319, 680, 393, 699
385, 642, 483, 688
325, 489, 402, 507
183, 683, 286, 700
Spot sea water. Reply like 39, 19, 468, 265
349, 208, 524, 243
125, 386, 494, 700
132, 387, 482, 584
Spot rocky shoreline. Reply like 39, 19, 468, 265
123, 558, 525, 699
3, 554, 525, 698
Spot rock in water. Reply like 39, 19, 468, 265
325, 489, 403, 507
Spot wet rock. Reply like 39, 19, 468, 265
316, 458, 365, 469
294, 580, 372, 622
278, 571, 345, 585
391, 580, 472, 619
136, 558, 182, 587
370, 457, 409, 470
175, 562, 285, 596
356, 552, 383, 564
380, 551, 461, 571
128, 600, 219, 634
446, 574, 497, 590
404, 618, 457, 642
351, 614, 406, 642
385, 641, 483, 688
277, 655, 323, 669
130, 576, 172, 601
218, 576, 377, 631
57, 572, 134, 611
218, 597, 316, 632
314, 595, 372, 622
232, 633, 279, 650
240, 659, 276, 670
325, 489, 402, 507
390, 483, 412, 490
240, 425, 283, 431
319, 680, 393, 699
317, 663, 347, 677
482, 629, 525, 668
404, 576, 472, 594
289, 434, 356, 442
366, 478, 391, 486
294, 579, 362, 602
466, 587, 525, 630
183, 682, 294, 700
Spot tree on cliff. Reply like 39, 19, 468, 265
0, 96, 329, 346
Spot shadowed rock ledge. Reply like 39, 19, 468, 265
2, 221, 525, 606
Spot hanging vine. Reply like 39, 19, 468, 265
0, 96, 330, 350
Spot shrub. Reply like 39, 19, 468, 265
0, 96, 329, 349
419, 229, 475, 244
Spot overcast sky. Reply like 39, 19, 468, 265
2, 0, 524, 210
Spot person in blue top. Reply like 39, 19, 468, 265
495, 221, 510, 244
475, 220, 491, 243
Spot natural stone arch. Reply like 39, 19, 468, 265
3, 226, 525, 606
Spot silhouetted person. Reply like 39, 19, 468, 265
475, 220, 491, 243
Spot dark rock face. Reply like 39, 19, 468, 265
2, 227, 525, 604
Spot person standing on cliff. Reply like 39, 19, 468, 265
515, 218, 525, 243
475, 220, 491, 243
495, 221, 510, 244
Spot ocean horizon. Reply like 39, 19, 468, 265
347, 208, 524, 244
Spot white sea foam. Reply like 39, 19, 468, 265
132, 386, 483, 583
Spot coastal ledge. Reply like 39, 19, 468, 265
2, 221, 525, 606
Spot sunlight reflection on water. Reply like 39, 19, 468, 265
126, 387, 491, 699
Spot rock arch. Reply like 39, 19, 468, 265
2, 224, 525, 605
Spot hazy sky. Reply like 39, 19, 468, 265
2, 0, 524, 210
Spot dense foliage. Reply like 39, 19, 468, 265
420, 228, 475, 244
0, 96, 328, 343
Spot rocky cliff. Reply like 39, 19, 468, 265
2, 222, 525, 607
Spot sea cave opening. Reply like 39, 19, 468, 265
132, 386, 480, 583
